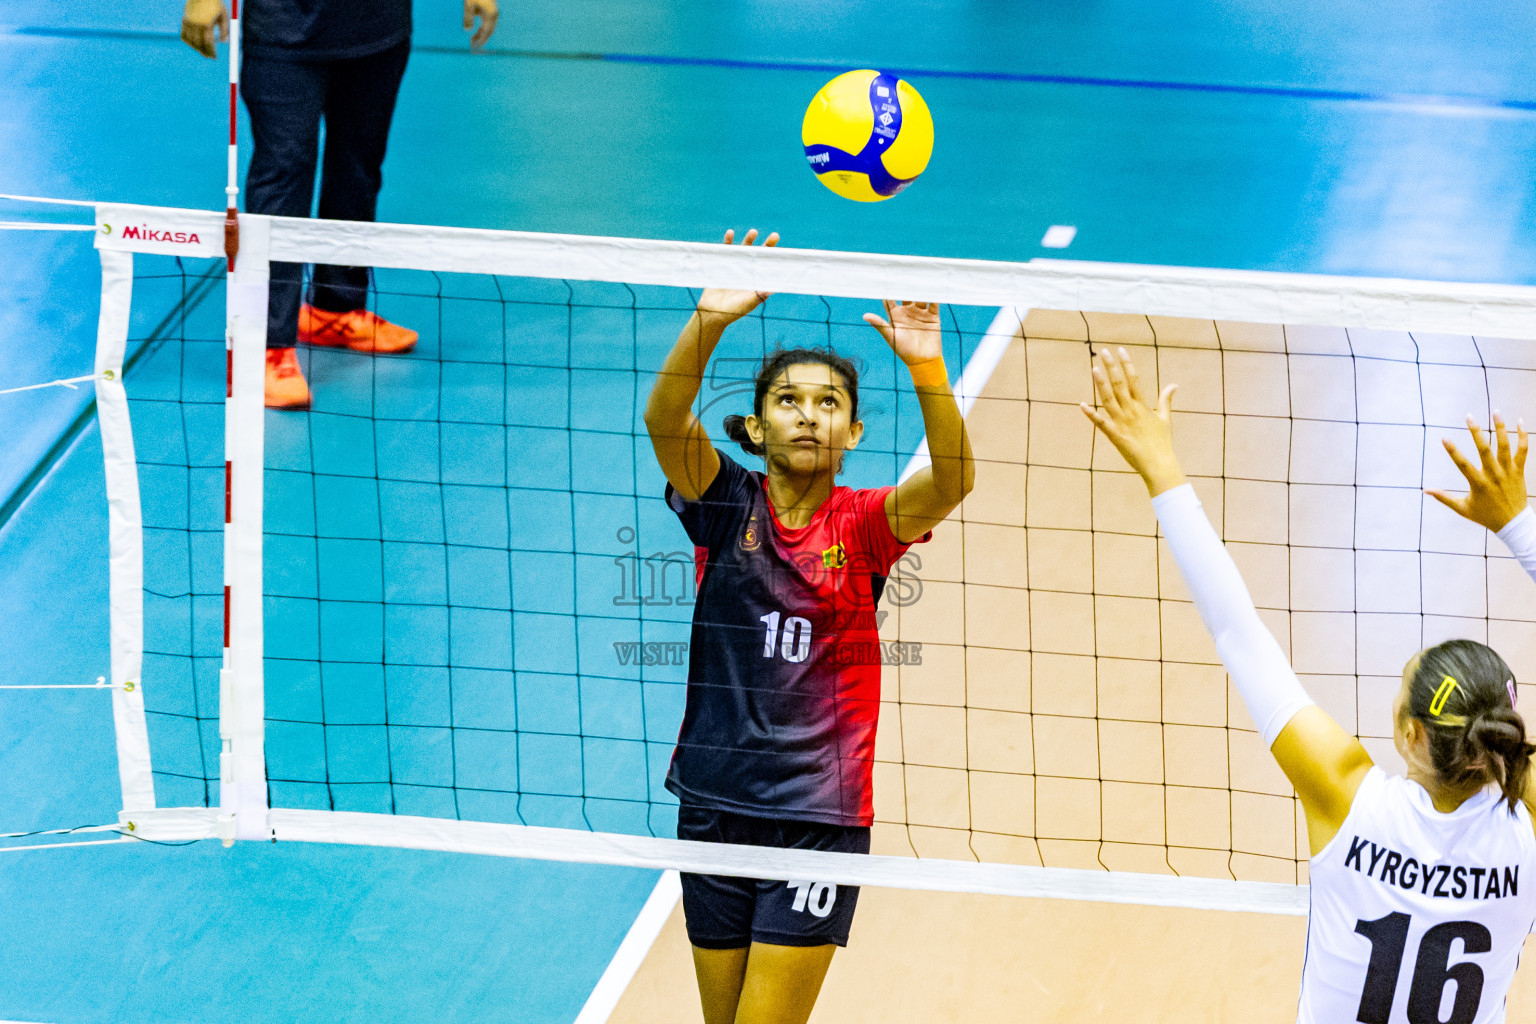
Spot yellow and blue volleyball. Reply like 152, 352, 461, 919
802, 70, 933, 202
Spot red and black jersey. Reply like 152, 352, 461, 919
664, 450, 930, 826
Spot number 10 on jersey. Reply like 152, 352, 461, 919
761, 611, 812, 663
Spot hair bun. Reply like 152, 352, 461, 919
1463, 705, 1534, 802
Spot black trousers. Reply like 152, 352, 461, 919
241, 40, 411, 349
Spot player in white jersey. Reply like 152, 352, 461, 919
1081, 346, 1536, 1024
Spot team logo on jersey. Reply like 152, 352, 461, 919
822, 542, 847, 569
741, 515, 761, 551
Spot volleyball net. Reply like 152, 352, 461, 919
67, 201, 1536, 913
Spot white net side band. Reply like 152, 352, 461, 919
96, 247, 156, 812
118, 806, 1308, 915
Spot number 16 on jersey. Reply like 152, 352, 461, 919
1355, 912, 1490, 1024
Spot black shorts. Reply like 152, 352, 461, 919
676, 804, 871, 949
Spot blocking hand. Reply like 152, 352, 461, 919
1428, 414, 1530, 532
1079, 346, 1185, 496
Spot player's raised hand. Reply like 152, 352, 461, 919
864, 301, 942, 365
1428, 413, 1530, 532
695, 228, 779, 326
1079, 347, 1185, 496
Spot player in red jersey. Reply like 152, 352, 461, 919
644, 228, 975, 1024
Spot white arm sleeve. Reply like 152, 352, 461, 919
1151, 484, 1316, 746
1496, 507, 1536, 584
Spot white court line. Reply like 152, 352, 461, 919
1040, 225, 1077, 249
571, 871, 683, 1024
576, 306, 1029, 1022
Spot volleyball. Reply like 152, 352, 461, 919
802, 70, 933, 202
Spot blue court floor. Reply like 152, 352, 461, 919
3, 1, 1536, 1020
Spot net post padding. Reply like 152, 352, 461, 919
96, 247, 156, 812
222, 213, 271, 841
92, 202, 1536, 339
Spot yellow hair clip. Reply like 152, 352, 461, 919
1429, 675, 1459, 717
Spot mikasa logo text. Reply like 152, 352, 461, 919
103, 224, 202, 245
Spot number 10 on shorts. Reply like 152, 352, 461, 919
788, 880, 836, 917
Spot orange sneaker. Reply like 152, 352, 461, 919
265, 347, 311, 410
298, 304, 418, 353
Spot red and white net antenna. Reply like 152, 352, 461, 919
223, 0, 239, 678
220, 0, 241, 846
224, 0, 241, 271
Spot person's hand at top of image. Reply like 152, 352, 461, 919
465, 0, 499, 50
179, 0, 498, 57
180, 0, 228, 58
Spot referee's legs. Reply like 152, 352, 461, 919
311, 40, 411, 313
240, 52, 326, 349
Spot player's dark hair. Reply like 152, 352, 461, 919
723, 348, 860, 469
1401, 639, 1535, 812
